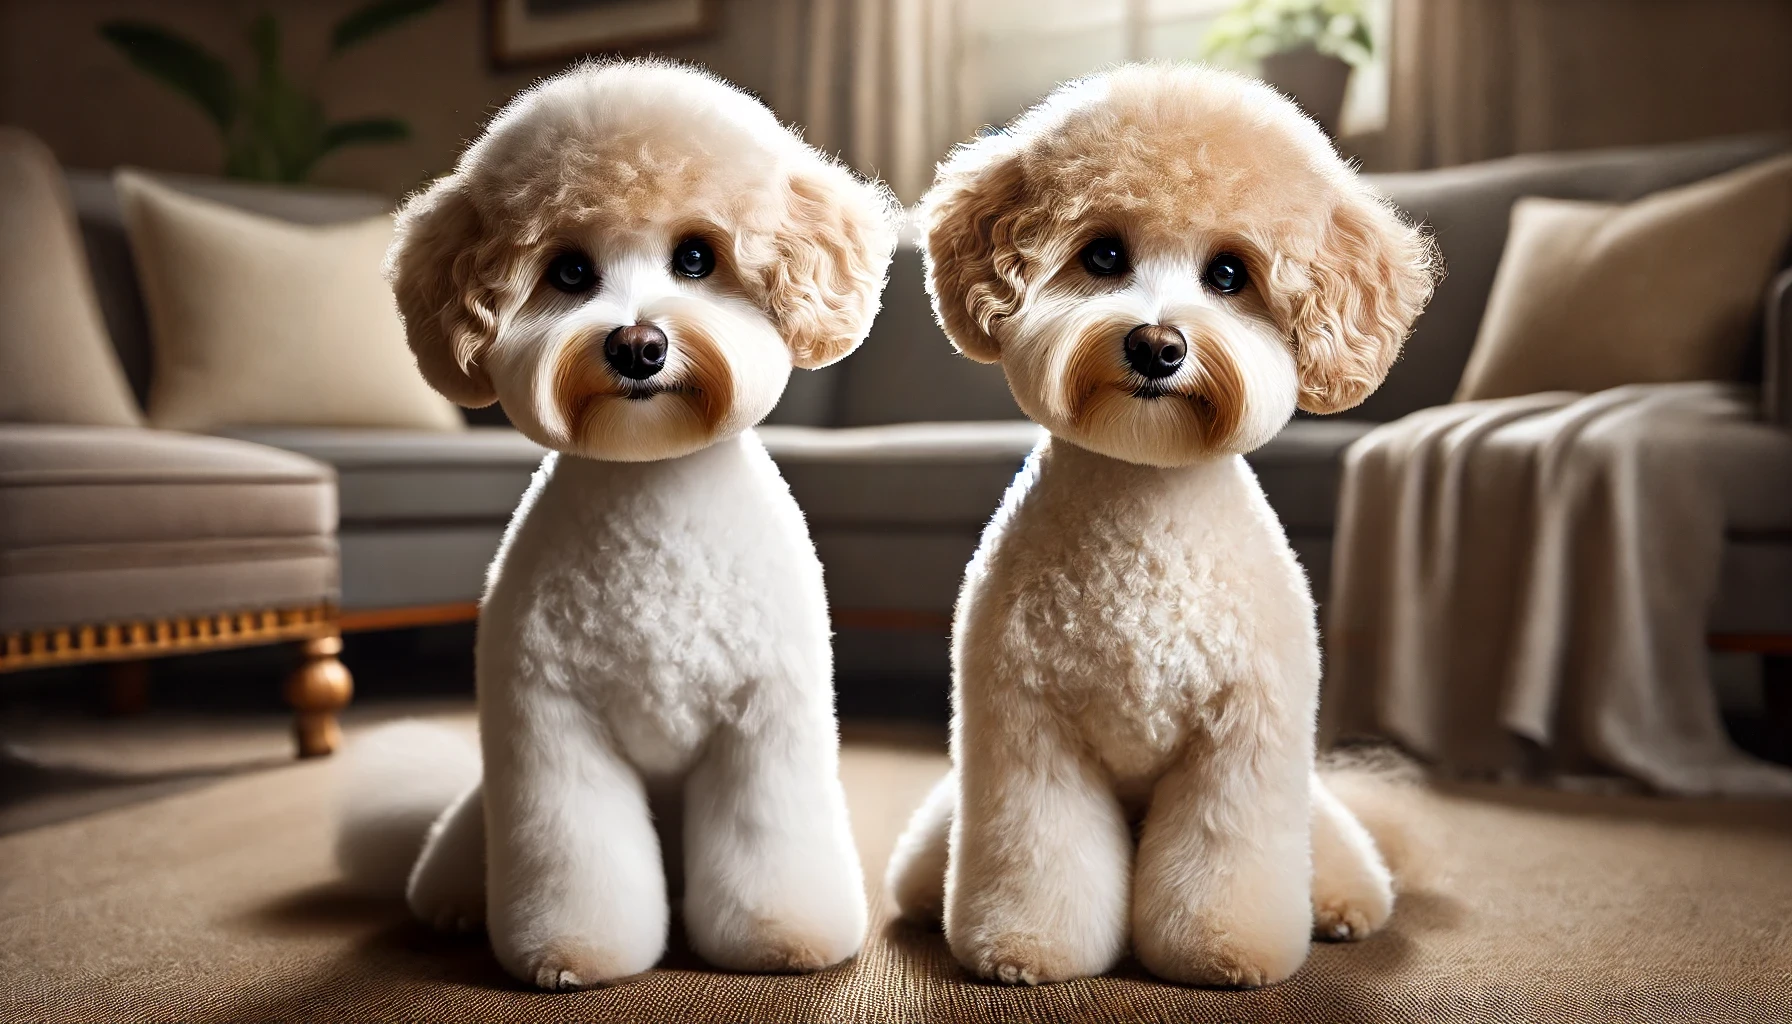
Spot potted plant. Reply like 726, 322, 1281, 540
1202, 0, 1375, 137
99, 0, 442, 183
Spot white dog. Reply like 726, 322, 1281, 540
334, 61, 901, 991
884, 65, 1438, 988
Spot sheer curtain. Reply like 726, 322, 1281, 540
771, 0, 969, 204
771, 0, 1393, 199
1382, 0, 1532, 169
1381, 0, 1792, 171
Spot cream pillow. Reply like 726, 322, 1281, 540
1455, 154, 1792, 402
0, 128, 143, 426
115, 171, 463, 431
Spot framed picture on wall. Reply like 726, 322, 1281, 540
488, 0, 718, 69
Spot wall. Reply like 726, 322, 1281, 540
0, 0, 784, 198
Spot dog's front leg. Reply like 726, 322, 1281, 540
945, 696, 1131, 985
1309, 771, 1394, 940
483, 698, 667, 990
407, 780, 487, 932
681, 710, 866, 973
1131, 710, 1313, 988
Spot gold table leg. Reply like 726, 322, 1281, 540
285, 632, 353, 758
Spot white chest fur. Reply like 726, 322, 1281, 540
400, 430, 867, 989
477, 430, 831, 778
956, 437, 1318, 788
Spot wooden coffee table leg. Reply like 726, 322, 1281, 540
285, 631, 353, 758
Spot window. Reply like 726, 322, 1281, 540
958, 0, 1389, 136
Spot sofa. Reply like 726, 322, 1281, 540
9, 131, 1789, 733
0, 133, 350, 758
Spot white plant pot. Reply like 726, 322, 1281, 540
1259, 45, 1353, 137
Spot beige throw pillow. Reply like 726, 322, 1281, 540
0, 128, 143, 426
115, 171, 463, 431
1455, 154, 1792, 402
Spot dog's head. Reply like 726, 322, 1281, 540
388, 60, 900, 461
921, 64, 1438, 467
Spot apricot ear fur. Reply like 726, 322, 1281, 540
762, 162, 902, 370
1287, 194, 1439, 415
385, 175, 499, 408
916, 148, 1034, 365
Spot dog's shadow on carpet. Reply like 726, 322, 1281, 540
874, 911, 1445, 1024
232, 883, 1467, 1022
230, 884, 887, 1022
244, 882, 721, 991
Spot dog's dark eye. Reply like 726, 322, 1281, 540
545, 251, 597, 293
672, 237, 716, 279
1080, 237, 1127, 277
1203, 252, 1249, 295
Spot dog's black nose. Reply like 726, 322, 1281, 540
1124, 324, 1186, 379
604, 323, 668, 381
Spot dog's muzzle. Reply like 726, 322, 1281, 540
605, 323, 669, 381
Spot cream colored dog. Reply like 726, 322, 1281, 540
334, 61, 900, 990
884, 64, 1438, 988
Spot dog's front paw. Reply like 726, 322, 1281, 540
699, 916, 862, 974
419, 900, 483, 935
407, 884, 484, 935
1146, 944, 1302, 989
733, 926, 833, 974
960, 932, 1083, 986
1313, 894, 1388, 941
514, 938, 651, 991
1135, 926, 1309, 989
1311, 872, 1393, 942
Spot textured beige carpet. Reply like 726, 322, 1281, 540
2, 708, 1790, 1023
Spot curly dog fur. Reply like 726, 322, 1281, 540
885, 64, 1438, 987
336, 60, 901, 990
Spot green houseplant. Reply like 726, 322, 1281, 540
100, 0, 442, 183
1202, 0, 1375, 136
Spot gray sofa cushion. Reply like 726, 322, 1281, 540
760, 422, 1041, 529
1250, 420, 1380, 533
336, 527, 508, 611
773, 417, 1374, 537
0, 425, 334, 548
219, 427, 545, 526
1, 541, 337, 634
1713, 542, 1792, 634
1709, 416, 1792, 534
0, 425, 337, 630
812, 531, 983, 614
825, 243, 1021, 427
1360, 134, 1790, 423
761, 418, 1362, 617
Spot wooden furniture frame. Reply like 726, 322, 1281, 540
333, 603, 963, 636
11, 598, 1772, 763
0, 603, 353, 759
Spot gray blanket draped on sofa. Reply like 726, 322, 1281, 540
1323, 382, 1792, 795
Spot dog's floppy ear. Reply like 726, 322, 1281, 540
763, 160, 901, 370
385, 174, 500, 408
1284, 190, 1439, 414
918, 141, 1032, 364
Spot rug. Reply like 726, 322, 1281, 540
2, 707, 1790, 1023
